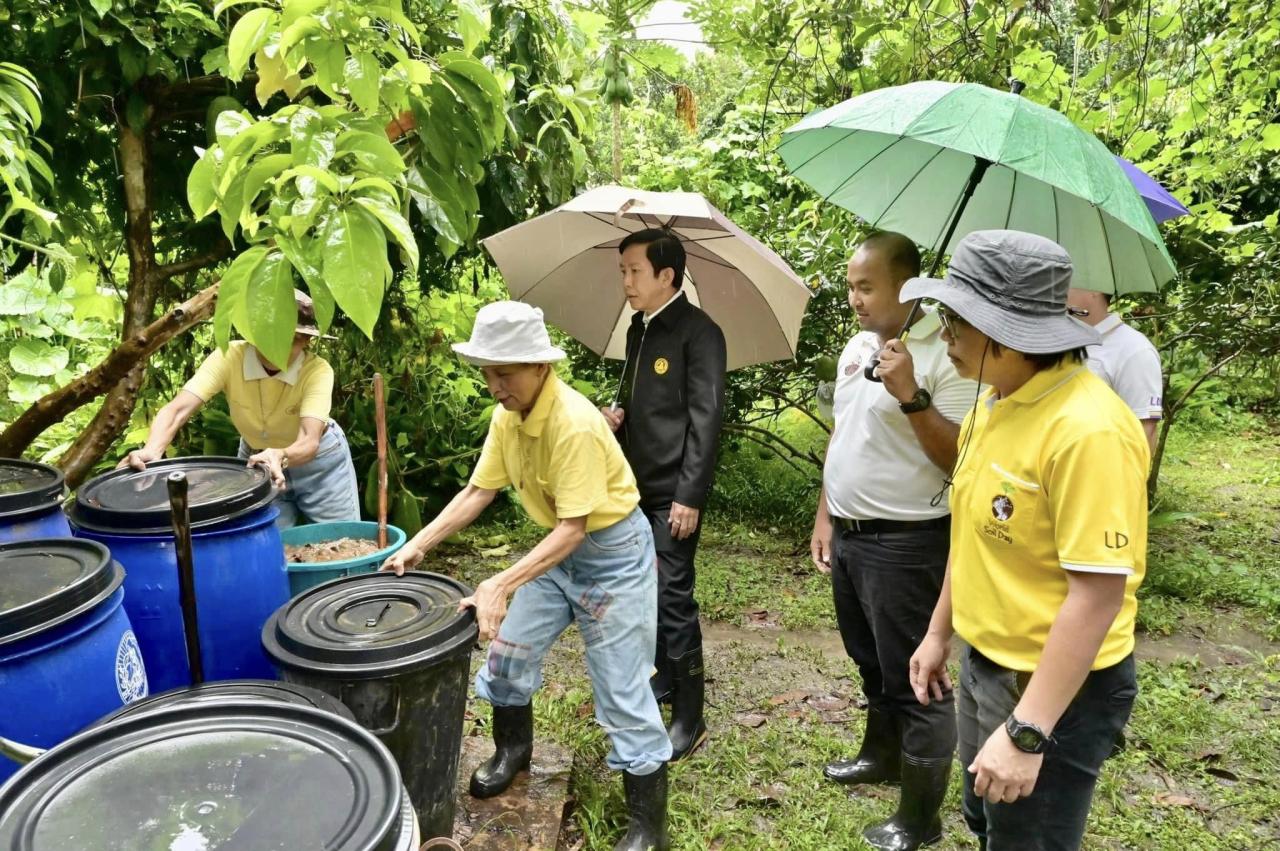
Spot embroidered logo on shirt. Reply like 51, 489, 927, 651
991, 494, 1015, 521
653, 357, 669, 375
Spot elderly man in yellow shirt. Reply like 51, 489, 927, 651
120, 291, 359, 528
906, 231, 1148, 851
382, 301, 672, 851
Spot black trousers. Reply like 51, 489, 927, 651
644, 506, 703, 659
959, 646, 1137, 851
829, 521, 957, 758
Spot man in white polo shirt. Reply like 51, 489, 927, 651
1066, 288, 1163, 454
811, 232, 980, 851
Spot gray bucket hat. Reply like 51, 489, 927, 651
900, 230, 1100, 353
293, 289, 337, 340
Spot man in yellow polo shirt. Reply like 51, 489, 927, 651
904, 231, 1147, 851
119, 291, 359, 528
382, 301, 672, 851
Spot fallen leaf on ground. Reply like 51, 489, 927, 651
479, 544, 511, 558
576, 701, 594, 719
806, 693, 850, 712
1154, 791, 1208, 811
735, 712, 768, 728
768, 689, 810, 706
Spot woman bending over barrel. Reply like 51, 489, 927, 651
118, 290, 359, 529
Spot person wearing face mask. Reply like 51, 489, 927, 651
811, 231, 979, 851
599, 228, 726, 762
118, 290, 358, 529
907, 230, 1148, 851
383, 301, 672, 851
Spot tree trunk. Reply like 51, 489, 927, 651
57, 119, 161, 488
612, 100, 622, 182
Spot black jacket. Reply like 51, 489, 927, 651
617, 293, 727, 510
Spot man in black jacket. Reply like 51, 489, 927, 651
601, 228, 727, 761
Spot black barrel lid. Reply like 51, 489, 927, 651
0, 539, 123, 646
0, 701, 407, 851
0, 458, 63, 517
263, 572, 477, 678
95, 678, 355, 727
69, 456, 275, 533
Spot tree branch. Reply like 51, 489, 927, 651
151, 241, 231, 282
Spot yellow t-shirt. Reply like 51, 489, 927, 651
950, 361, 1149, 672
469, 371, 639, 531
183, 341, 334, 451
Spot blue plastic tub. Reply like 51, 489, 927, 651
0, 539, 148, 782
69, 458, 289, 693
282, 521, 406, 595
0, 459, 71, 543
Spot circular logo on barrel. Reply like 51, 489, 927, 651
115, 630, 148, 703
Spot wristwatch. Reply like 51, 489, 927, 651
1005, 715, 1054, 754
898, 387, 932, 414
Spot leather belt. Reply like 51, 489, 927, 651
832, 515, 950, 534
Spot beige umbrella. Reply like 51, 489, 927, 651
481, 185, 812, 371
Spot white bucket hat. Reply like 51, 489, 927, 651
452, 301, 567, 366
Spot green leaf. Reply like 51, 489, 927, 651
354, 195, 419, 271
243, 250, 297, 367
320, 204, 387, 337
455, 0, 491, 53
241, 152, 292, 208
214, 0, 259, 15
289, 109, 336, 168
89, 0, 113, 17
335, 130, 405, 175
1261, 124, 1280, 152
344, 52, 381, 113
407, 164, 464, 251
187, 147, 219, 219
9, 338, 69, 377
308, 278, 337, 332
277, 233, 324, 291
228, 7, 278, 79
310, 41, 346, 98
281, 165, 341, 196
440, 54, 506, 141
7, 374, 52, 405
215, 246, 270, 349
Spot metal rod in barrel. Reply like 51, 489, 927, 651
374, 372, 388, 549
166, 471, 204, 685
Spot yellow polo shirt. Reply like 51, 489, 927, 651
184, 341, 334, 451
469, 371, 639, 531
950, 361, 1149, 672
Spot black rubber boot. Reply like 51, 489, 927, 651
651, 638, 673, 705
667, 648, 707, 761
861, 752, 951, 851
824, 708, 901, 785
469, 703, 533, 799
614, 764, 670, 851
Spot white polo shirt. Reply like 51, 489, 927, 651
1085, 313, 1163, 420
824, 311, 980, 521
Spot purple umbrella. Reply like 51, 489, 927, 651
1116, 156, 1190, 223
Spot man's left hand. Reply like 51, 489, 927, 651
247, 448, 288, 489
669, 502, 701, 541
458, 577, 510, 642
969, 725, 1044, 804
875, 338, 920, 404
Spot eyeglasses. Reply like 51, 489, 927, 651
935, 305, 969, 338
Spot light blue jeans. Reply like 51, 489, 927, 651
475, 506, 672, 775
238, 420, 361, 529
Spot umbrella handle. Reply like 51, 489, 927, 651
863, 301, 921, 383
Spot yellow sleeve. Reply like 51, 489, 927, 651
183, 348, 230, 402
1048, 429, 1147, 575
546, 427, 608, 519
298, 357, 334, 421
468, 410, 511, 490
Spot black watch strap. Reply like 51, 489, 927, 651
899, 387, 932, 414
1005, 715, 1054, 754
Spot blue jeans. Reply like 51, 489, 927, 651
958, 644, 1138, 851
238, 420, 361, 529
475, 507, 672, 775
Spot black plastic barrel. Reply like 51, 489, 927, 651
0, 701, 419, 851
263, 571, 477, 840
94, 677, 355, 726
0, 459, 70, 542
69, 457, 289, 689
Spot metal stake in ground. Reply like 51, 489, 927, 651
166, 471, 203, 684
374, 373, 388, 549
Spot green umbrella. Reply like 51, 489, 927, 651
778, 80, 1176, 295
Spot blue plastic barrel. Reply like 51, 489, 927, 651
0, 538, 148, 783
69, 457, 290, 693
282, 521, 406, 595
0, 459, 71, 542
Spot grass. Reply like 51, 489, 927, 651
446, 411, 1280, 849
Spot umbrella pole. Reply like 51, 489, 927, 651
865, 156, 993, 383
166, 471, 204, 685
374, 373, 388, 549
